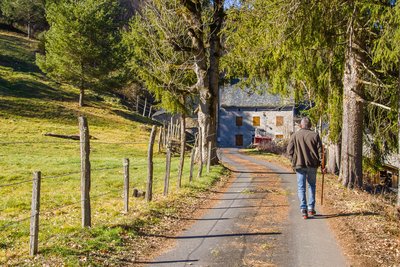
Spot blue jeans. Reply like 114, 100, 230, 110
296, 167, 317, 210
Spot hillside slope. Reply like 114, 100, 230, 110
0, 30, 224, 265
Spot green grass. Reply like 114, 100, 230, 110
0, 30, 225, 265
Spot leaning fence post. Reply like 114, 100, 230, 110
146, 126, 157, 202
148, 105, 152, 118
29, 171, 41, 256
79, 116, 91, 227
164, 142, 172, 196
207, 141, 212, 173
123, 158, 130, 213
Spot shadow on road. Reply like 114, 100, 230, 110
145, 232, 282, 240
225, 167, 295, 175
135, 259, 199, 265
312, 212, 379, 219
199, 205, 289, 210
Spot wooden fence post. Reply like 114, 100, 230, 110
189, 146, 196, 183
158, 126, 163, 153
143, 98, 147, 117
207, 141, 212, 173
163, 125, 168, 147
164, 142, 172, 196
123, 158, 130, 213
79, 116, 91, 227
148, 105, 152, 118
29, 171, 41, 256
136, 95, 139, 113
197, 128, 203, 178
170, 117, 174, 139
146, 126, 157, 202
177, 114, 186, 188
167, 124, 171, 144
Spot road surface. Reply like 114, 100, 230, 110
148, 148, 347, 267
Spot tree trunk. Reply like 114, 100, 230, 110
327, 142, 340, 175
79, 88, 85, 107
27, 20, 32, 39
177, 113, 186, 188
397, 66, 400, 207
182, 1, 224, 164
339, 25, 364, 189
207, 0, 224, 165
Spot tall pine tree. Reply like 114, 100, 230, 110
37, 0, 125, 107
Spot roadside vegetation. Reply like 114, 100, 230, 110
0, 29, 225, 265
246, 150, 400, 266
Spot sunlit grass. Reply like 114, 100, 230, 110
0, 30, 225, 265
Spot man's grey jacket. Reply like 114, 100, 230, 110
287, 128, 322, 169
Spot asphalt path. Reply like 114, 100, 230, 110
148, 148, 347, 267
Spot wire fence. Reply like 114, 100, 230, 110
0, 114, 221, 258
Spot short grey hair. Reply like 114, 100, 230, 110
300, 117, 312, 129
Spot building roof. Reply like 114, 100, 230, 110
220, 84, 294, 108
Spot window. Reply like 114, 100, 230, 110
236, 116, 243, 126
235, 135, 243, 146
276, 116, 284, 126
253, 116, 260, 126
275, 134, 284, 139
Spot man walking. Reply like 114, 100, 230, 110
287, 117, 323, 219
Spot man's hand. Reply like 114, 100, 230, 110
321, 168, 327, 174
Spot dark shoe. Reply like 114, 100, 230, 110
301, 209, 308, 219
308, 209, 316, 217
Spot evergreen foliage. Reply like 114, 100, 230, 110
36, 0, 125, 107
0, 0, 46, 37
223, 0, 399, 188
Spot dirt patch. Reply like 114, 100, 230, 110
319, 176, 400, 267
222, 151, 289, 266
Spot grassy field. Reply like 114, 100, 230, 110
0, 30, 224, 265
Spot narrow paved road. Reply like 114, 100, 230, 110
148, 148, 347, 267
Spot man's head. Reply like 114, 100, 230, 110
300, 117, 312, 129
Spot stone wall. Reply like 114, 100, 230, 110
217, 107, 294, 147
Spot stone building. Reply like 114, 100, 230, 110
217, 85, 295, 148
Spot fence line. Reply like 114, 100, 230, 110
0, 141, 149, 145
0, 215, 34, 231
0, 179, 33, 188
1, 115, 221, 257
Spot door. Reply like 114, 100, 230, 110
235, 134, 243, 146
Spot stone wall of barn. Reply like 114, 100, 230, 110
217, 106, 294, 148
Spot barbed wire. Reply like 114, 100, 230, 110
0, 140, 152, 145
0, 166, 126, 188
0, 141, 78, 145
0, 214, 33, 231
91, 141, 148, 145
0, 179, 33, 188
1, 188, 124, 231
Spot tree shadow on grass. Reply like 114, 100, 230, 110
0, 33, 40, 73
0, 76, 77, 101
0, 54, 40, 73
112, 109, 162, 126
0, 98, 78, 123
